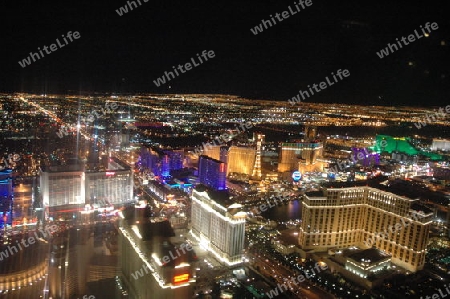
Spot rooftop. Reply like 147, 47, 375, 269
347, 248, 391, 264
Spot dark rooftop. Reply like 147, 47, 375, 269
348, 248, 391, 264
195, 184, 232, 207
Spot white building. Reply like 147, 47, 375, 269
40, 158, 133, 207
190, 188, 246, 265
431, 139, 450, 151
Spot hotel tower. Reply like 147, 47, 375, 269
299, 187, 432, 272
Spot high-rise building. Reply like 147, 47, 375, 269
48, 228, 93, 298
139, 148, 184, 178
278, 142, 323, 173
40, 157, 133, 207
84, 159, 133, 205
203, 145, 228, 164
0, 169, 13, 226
167, 149, 184, 170
203, 145, 221, 161
198, 155, 226, 191
431, 138, 450, 151
190, 188, 246, 265
252, 133, 264, 178
119, 209, 196, 298
40, 163, 85, 207
299, 187, 432, 272
372, 135, 442, 160
226, 146, 255, 176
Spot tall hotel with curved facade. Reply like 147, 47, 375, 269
299, 187, 432, 272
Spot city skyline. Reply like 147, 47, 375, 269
1, 91, 450, 298
1, 1, 450, 298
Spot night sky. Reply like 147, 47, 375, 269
1, 0, 449, 106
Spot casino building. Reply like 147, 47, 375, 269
139, 148, 184, 178
278, 141, 323, 173
198, 155, 226, 191
203, 145, 228, 164
431, 138, 450, 151
226, 146, 255, 176
190, 188, 246, 265
299, 187, 432, 272
40, 157, 133, 207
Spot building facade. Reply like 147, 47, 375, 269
431, 139, 450, 151
119, 218, 195, 299
0, 169, 13, 226
139, 148, 184, 178
203, 145, 221, 161
298, 187, 432, 272
198, 155, 226, 191
40, 158, 133, 207
345, 248, 391, 279
278, 142, 323, 173
190, 189, 245, 265
226, 146, 255, 176
40, 164, 85, 207
203, 145, 228, 164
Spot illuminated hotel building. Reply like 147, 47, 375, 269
203, 145, 221, 161
431, 138, 450, 151
198, 155, 226, 190
190, 188, 246, 265
278, 142, 323, 173
40, 157, 133, 207
226, 146, 255, 176
203, 145, 228, 164
299, 187, 432, 272
0, 169, 13, 226
140, 148, 184, 178
40, 164, 85, 207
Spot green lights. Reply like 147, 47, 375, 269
371, 135, 442, 160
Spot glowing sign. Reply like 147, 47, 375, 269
292, 171, 302, 181
105, 172, 115, 176
173, 273, 189, 284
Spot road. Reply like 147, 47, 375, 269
249, 252, 334, 299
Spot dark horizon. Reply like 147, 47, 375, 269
1, 0, 449, 106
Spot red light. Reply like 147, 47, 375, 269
106, 172, 115, 176
173, 273, 189, 284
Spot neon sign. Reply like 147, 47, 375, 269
173, 273, 189, 284
292, 171, 302, 181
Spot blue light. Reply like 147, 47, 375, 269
292, 171, 302, 181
